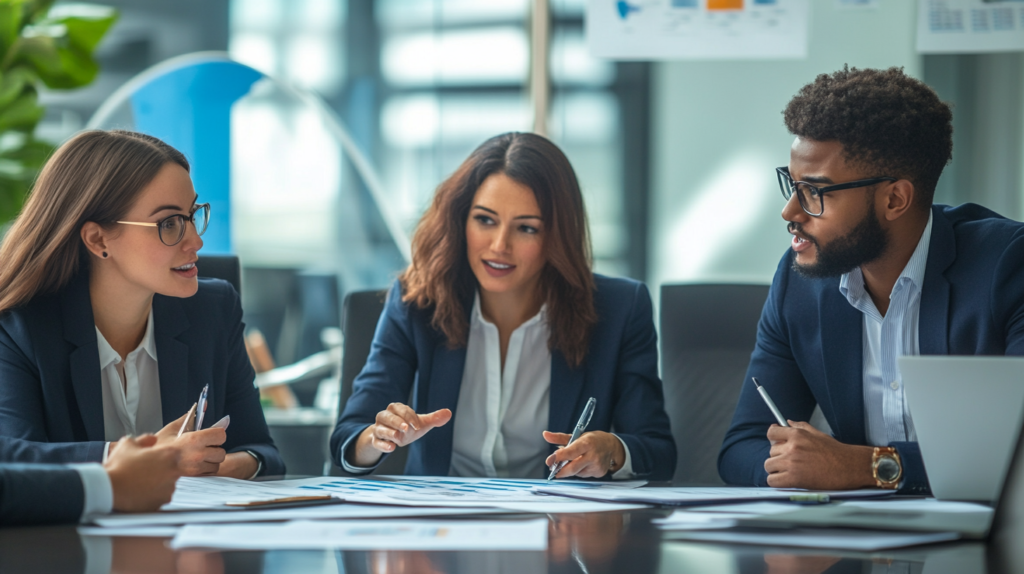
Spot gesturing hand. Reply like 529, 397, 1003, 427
352, 403, 452, 467
105, 434, 182, 513
543, 430, 625, 479
764, 420, 875, 489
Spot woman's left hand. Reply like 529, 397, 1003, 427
543, 430, 626, 479
215, 452, 259, 480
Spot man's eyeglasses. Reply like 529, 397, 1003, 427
776, 167, 895, 217
116, 203, 210, 246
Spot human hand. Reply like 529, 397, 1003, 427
352, 404, 452, 467
764, 421, 875, 489
153, 411, 227, 475
105, 434, 182, 513
543, 430, 626, 479
215, 452, 260, 480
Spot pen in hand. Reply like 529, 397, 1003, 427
753, 377, 789, 427
547, 397, 597, 481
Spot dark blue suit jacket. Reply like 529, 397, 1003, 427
0, 273, 284, 476
719, 204, 1024, 493
331, 274, 676, 480
0, 462, 84, 526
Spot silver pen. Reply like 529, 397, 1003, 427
752, 377, 789, 427
547, 397, 597, 481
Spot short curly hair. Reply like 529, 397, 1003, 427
784, 66, 953, 209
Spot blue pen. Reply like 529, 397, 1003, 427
194, 384, 209, 430
548, 397, 597, 481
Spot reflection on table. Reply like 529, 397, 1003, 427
0, 509, 1007, 574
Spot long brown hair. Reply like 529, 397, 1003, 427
0, 129, 189, 315
400, 132, 596, 367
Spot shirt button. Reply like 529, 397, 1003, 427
890, 381, 900, 390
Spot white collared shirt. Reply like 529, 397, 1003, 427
840, 213, 932, 446
450, 292, 633, 479
96, 310, 163, 442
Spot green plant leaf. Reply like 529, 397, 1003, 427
38, 4, 117, 53
0, 91, 43, 132
0, 2, 24, 60
0, 66, 35, 108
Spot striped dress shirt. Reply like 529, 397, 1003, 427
839, 213, 933, 446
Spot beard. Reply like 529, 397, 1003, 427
791, 207, 889, 279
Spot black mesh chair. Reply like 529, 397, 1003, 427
196, 254, 241, 295
329, 288, 410, 475
660, 283, 769, 485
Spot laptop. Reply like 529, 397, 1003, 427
737, 356, 1024, 539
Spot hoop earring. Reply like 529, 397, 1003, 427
102, 252, 107, 258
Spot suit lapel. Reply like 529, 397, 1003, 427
153, 295, 191, 425
818, 281, 866, 445
920, 206, 953, 355
548, 350, 585, 436
426, 343, 467, 474
60, 273, 105, 442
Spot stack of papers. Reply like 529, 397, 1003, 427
169, 518, 549, 551
662, 528, 960, 551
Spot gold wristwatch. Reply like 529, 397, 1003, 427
872, 447, 902, 489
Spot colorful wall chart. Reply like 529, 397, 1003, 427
588, 0, 809, 60
917, 0, 1024, 54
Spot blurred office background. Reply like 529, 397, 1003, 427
28, 0, 1024, 471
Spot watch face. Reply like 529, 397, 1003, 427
877, 456, 901, 482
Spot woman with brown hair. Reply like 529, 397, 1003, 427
331, 132, 675, 480
0, 129, 283, 479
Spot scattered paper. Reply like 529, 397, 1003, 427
536, 486, 890, 507
78, 526, 180, 537
664, 528, 960, 551
170, 519, 549, 551
93, 505, 511, 528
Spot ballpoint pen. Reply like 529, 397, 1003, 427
752, 377, 789, 427
195, 384, 210, 430
548, 397, 597, 481
177, 403, 198, 437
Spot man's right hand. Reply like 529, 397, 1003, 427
351, 403, 452, 467
153, 412, 229, 476
105, 434, 182, 513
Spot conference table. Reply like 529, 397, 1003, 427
1, 504, 1019, 574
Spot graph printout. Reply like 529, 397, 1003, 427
917, 0, 1024, 54
586, 0, 809, 60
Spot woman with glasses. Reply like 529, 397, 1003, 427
331, 132, 676, 480
0, 130, 283, 479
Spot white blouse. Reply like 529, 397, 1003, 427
449, 293, 633, 479
96, 310, 163, 444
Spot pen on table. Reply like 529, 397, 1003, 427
177, 403, 198, 437
752, 377, 789, 427
547, 396, 597, 481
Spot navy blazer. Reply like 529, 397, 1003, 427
0, 463, 84, 526
331, 274, 676, 480
0, 273, 284, 476
719, 204, 1024, 493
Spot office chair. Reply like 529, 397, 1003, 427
329, 288, 409, 475
196, 254, 241, 295
659, 283, 769, 485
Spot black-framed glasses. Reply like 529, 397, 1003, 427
776, 167, 896, 217
116, 203, 210, 246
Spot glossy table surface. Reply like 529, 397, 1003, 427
1, 507, 1020, 574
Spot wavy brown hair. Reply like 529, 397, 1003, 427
0, 129, 188, 315
400, 132, 596, 367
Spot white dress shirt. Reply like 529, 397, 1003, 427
70, 463, 113, 522
96, 310, 163, 447
840, 213, 932, 446
345, 292, 633, 478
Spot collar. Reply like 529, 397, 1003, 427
470, 291, 547, 330
840, 211, 933, 309
95, 309, 158, 367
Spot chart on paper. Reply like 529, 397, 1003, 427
586, 0, 810, 60
282, 476, 647, 505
